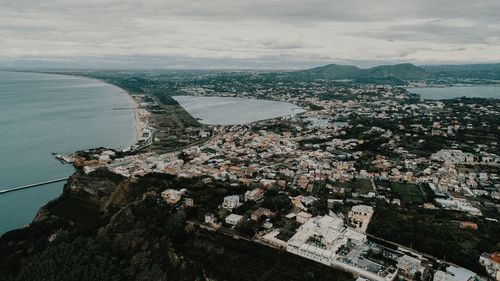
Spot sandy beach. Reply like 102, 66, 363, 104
124, 91, 143, 143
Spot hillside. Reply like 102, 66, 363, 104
287, 63, 430, 83
0, 170, 354, 281
359, 63, 430, 80
289, 64, 362, 80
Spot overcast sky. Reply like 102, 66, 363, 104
1, 0, 499, 69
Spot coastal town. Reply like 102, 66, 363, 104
2, 0, 500, 280
64, 72, 500, 281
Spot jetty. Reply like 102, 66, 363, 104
0, 178, 68, 194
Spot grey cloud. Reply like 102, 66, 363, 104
352, 20, 500, 44
0, 0, 499, 67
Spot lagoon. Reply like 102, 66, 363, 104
407, 85, 500, 100
172, 96, 304, 125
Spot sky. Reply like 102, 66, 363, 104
1, 0, 500, 69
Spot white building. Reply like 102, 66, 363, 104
433, 265, 477, 281
222, 195, 242, 210
286, 214, 396, 281
225, 214, 243, 226
296, 211, 313, 224
479, 252, 500, 280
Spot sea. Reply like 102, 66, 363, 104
0, 71, 136, 235
406, 85, 500, 100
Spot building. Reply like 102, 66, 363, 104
479, 252, 500, 280
245, 188, 265, 202
435, 198, 482, 216
183, 197, 194, 207
225, 214, 244, 226
433, 265, 477, 281
222, 195, 242, 210
397, 255, 427, 279
287, 214, 346, 265
251, 207, 272, 221
459, 221, 478, 230
205, 213, 215, 224
286, 214, 396, 281
296, 211, 313, 224
161, 189, 186, 205
348, 205, 374, 233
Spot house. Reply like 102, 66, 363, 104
296, 211, 312, 224
479, 252, 500, 280
183, 197, 194, 207
225, 214, 244, 226
161, 189, 186, 205
245, 188, 265, 202
397, 255, 427, 279
251, 207, 272, 221
348, 205, 374, 233
205, 213, 216, 224
459, 221, 478, 230
433, 265, 477, 281
222, 195, 241, 210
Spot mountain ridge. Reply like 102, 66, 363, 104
287, 63, 430, 82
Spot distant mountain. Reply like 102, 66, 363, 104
287, 63, 430, 83
291, 64, 362, 80
359, 63, 430, 81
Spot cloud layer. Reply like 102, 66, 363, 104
1, 0, 499, 68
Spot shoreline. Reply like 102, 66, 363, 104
122, 89, 143, 144
11, 71, 144, 147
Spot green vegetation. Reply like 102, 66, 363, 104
178, 229, 354, 281
368, 204, 500, 274
376, 181, 427, 205
11, 236, 122, 281
390, 183, 426, 205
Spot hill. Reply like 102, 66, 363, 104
359, 63, 430, 80
287, 63, 430, 83
289, 64, 362, 80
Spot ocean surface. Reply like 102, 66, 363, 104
0, 71, 136, 234
172, 96, 304, 125
407, 85, 500, 100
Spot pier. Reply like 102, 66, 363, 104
0, 178, 68, 194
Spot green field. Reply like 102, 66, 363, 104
390, 183, 426, 205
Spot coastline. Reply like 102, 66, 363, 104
122, 89, 143, 144
14, 71, 144, 147
0, 71, 142, 235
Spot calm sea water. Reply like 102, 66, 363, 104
173, 96, 304, 125
0, 71, 136, 234
407, 85, 500, 100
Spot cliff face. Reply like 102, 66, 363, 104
0, 171, 353, 281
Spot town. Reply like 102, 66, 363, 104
65, 71, 500, 281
